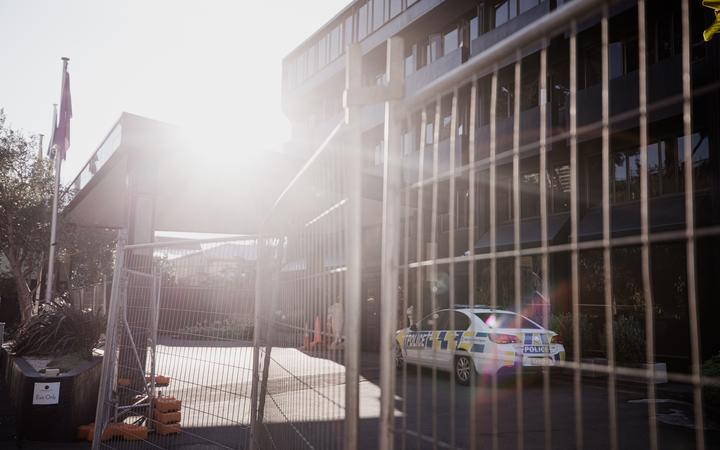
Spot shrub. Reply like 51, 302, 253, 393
9, 301, 105, 359
176, 317, 253, 341
702, 354, 720, 410
612, 315, 646, 364
549, 313, 599, 360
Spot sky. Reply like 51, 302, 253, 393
0, 0, 345, 184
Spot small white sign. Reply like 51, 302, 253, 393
32, 382, 60, 405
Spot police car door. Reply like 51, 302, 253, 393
404, 312, 434, 364
435, 311, 471, 369
425, 310, 451, 367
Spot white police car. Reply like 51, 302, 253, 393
395, 306, 565, 385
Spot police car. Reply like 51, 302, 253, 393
395, 306, 565, 385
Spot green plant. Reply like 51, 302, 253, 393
549, 312, 599, 359
702, 354, 720, 410
176, 317, 254, 341
612, 315, 646, 364
9, 301, 105, 359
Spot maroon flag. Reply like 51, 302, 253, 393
52, 58, 72, 160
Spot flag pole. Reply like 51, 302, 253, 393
44, 57, 69, 305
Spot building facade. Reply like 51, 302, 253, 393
282, 0, 720, 369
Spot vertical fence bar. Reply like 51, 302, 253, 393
511, 52, 524, 450
467, 76, 478, 450
538, 40, 553, 450
379, 36, 404, 450
448, 86, 458, 450
681, 1, 706, 448
569, 18, 583, 450
636, 1, 659, 448
414, 107, 427, 450
344, 42, 363, 450
600, 5, 619, 450
489, 67, 499, 450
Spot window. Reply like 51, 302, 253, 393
678, 133, 711, 191
521, 172, 540, 218
425, 34, 442, 65
469, 14, 480, 41
612, 149, 641, 203
476, 312, 540, 329
521, 54, 540, 111
372, 0, 387, 31
358, 2, 370, 40
451, 312, 471, 331
494, 1, 511, 28
344, 15, 354, 48
389, 0, 402, 18
587, 154, 602, 209
496, 67, 514, 118
318, 35, 328, 68
329, 25, 341, 62
404, 44, 417, 77
418, 311, 450, 330
519, 0, 539, 14
425, 121, 434, 145
440, 95, 453, 141
496, 175, 513, 223
550, 164, 571, 213
443, 27, 459, 55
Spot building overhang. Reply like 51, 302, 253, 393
62, 113, 301, 235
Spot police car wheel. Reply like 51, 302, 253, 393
454, 355, 473, 386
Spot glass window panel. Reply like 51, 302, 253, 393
609, 42, 624, 79
358, 3, 369, 40
587, 155, 602, 208
476, 312, 541, 329
443, 28, 459, 54
495, 1, 509, 28
509, 0, 518, 19
521, 172, 540, 218
373, 0, 386, 31
613, 152, 627, 203
519, 0, 538, 14
678, 133, 711, 190
627, 151, 640, 201
452, 312, 471, 330
470, 15, 480, 40
344, 15, 353, 48
552, 164, 571, 212
425, 121, 434, 145
648, 143, 663, 197
390, 0, 402, 18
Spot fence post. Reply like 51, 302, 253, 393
343, 42, 363, 450
379, 36, 404, 450
92, 230, 127, 449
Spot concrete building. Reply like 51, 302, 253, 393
281, 0, 720, 367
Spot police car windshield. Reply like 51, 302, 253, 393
476, 312, 540, 329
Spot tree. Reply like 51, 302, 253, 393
0, 109, 54, 322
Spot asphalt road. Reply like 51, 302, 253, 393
391, 366, 718, 450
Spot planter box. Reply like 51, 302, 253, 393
1, 348, 102, 442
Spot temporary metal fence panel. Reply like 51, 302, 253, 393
251, 115, 367, 449
382, 1, 720, 450
92, 234, 258, 449
89, 1, 720, 449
